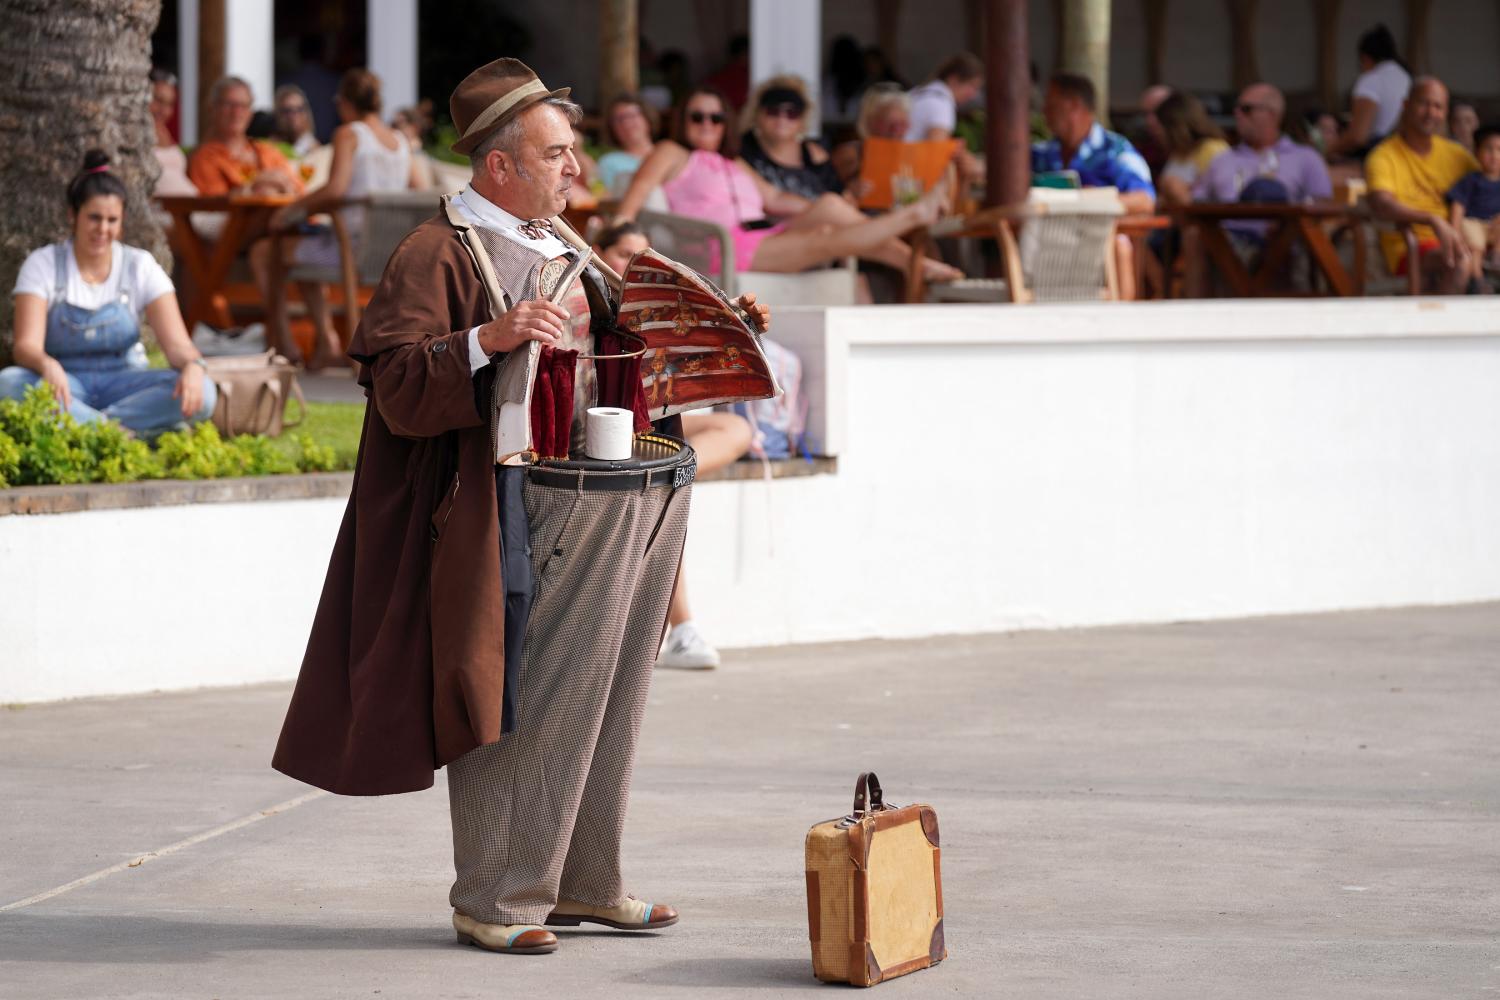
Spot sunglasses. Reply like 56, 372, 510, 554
1235, 102, 1269, 115
688, 110, 726, 125
760, 103, 805, 120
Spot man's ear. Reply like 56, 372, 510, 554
485, 148, 509, 185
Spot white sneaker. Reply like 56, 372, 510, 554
655, 624, 720, 670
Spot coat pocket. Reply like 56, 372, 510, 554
429, 470, 461, 542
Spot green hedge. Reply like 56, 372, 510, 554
0, 385, 338, 488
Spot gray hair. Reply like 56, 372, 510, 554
208, 75, 253, 107
273, 84, 309, 107
470, 96, 584, 170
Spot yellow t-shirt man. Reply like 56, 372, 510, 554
1365, 133, 1478, 271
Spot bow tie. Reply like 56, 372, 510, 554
517, 217, 556, 240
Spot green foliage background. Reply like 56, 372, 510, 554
0, 385, 361, 488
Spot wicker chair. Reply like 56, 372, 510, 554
906, 188, 1125, 304
634, 208, 858, 306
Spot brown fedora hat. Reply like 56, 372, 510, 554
450, 57, 571, 155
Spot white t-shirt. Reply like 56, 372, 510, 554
905, 80, 957, 141
1352, 60, 1411, 140
12, 241, 174, 316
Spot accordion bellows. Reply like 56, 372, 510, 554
804, 773, 946, 987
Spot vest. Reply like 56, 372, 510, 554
468, 225, 598, 457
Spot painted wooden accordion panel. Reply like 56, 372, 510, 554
618, 248, 779, 420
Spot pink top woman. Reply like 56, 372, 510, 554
661, 149, 786, 273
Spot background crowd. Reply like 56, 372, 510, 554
11, 19, 1497, 664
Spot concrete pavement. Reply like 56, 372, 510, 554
1, 604, 1496, 998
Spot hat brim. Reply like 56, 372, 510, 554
451, 86, 572, 155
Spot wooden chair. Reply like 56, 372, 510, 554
906, 189, 1125, 304
269, 190, 442, 353
1345, 201, 1422, 296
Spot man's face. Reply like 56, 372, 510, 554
213, 84, 253, 139
1042, 86, 1090, 145
1233, 88, 1279, 147
276, 94, 312, 137
487, 104, 580, 219
1406, 82, 1448, 138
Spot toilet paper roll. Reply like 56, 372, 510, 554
585, 407, 635, 461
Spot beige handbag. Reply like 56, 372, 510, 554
203, 351, 307, 437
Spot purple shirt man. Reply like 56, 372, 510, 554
1193, 84, 1333, 236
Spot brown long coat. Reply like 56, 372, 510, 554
272, 213, 510, 796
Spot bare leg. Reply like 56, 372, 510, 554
667, 412, 751, 630
1114, 234, 1137, 301
751, 188, 949, 275
249, 236, 304, 362
778, 193, 960, 280
299, 281, 345, 368
1421, 246, 1471, 295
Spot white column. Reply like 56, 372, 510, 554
177, 0, 199, 144
225, 0, 275, 110
367, 0, 419, 113
749, 0, 822, 131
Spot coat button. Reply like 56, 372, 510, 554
432, 340, 448, 354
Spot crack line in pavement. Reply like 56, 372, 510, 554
0, 789, 328, 913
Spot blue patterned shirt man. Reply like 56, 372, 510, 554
1032, 121, 1156, 195
1032, 72, 1157, 211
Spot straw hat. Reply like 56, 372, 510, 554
449, 57, 571, 155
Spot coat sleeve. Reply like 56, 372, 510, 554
354, 226, 495, 440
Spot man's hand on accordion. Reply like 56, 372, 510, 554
477, 299, 570, 354
734, 292, 771, 333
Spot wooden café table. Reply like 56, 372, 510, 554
1174, 201, 1361, 298
156, 193, 295, 330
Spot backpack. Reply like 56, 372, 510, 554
730, 336, 806, 459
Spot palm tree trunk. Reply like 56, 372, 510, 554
1060, 0, 1111, 125
0, 0, 164, 365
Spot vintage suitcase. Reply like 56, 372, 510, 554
804, 772, 946, 986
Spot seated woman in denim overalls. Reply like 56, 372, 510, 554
0, 149, 216, 434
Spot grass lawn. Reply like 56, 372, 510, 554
275, 400, 364, 471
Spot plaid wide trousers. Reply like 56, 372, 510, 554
447, 473, 692, 925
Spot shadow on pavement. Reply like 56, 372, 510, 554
0, 915, 445, 961
622, 957, 824, 991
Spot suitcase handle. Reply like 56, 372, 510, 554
852, 772, 885, 816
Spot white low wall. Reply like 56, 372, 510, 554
3, 297, 1498, 701
0, 499, 345, 703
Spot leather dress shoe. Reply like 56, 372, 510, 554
546, 895, 678, 930
452, 911, 558, 954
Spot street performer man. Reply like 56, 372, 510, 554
271, 58, 770, 956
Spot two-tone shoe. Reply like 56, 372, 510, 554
452, 911, 559, 954
545, 896, 679, 931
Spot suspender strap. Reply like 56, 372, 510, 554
53, 243, 68, 298
120, 247, 138, 311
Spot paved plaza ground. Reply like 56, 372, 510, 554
1, 603, 1496, 998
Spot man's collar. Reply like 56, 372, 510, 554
1238, 133, 1289, 154
1077, 121, 1106, 158
460, 184, 532, 231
